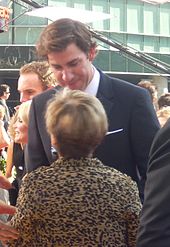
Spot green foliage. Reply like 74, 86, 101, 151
0, 156, 6, 175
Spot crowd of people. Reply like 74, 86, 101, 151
137, 80, 170, 127
0, 18, 169, 246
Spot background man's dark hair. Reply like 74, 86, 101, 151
0, 84, 10, 97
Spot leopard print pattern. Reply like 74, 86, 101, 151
8, 158, 141, 247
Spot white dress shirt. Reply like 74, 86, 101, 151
84, 66, 100, 96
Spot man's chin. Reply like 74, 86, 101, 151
68, 85, 79, 90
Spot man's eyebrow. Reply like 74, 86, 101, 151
52, 58, 79, 66
67, 58, 80, 65
69, 58, 78, 62
25, 89, 35, 92
19, 89, 35, 92
51, 64, 61, 67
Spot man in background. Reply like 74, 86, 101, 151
7, 60, 58, 205
18, 61, 57, 103
0, 84, 11, 129
0, 61, 58, 242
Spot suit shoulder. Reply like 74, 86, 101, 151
33, 86, 62, 103
150, 119, 170, 156
96, 159, 138, 188
99, 71, 148, 101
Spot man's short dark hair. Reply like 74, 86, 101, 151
36, 18, 97, 59
0, 84, 10, 97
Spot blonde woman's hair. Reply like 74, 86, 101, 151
8, 101, 31, 140
46, 90, 108, 159
8, 110, 19, 140
18, 100, 32, 126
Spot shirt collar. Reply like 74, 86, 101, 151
84, 66, 100, 96
63, 66, 100, 96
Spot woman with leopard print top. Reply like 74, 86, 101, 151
7, 90, 141, 247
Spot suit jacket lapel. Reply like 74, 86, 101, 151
43, 85, 62, 163
96, 70, 115, 118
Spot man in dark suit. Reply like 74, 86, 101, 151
25, 18, 160, 201
0, 84, 11, 129
137, 118, 170, 246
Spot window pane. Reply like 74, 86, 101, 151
127, 2, 142, 33
0, 46, 36, 69
144, 36, 159, 53
160, 6, 170, 35
144, 4, 158, 34
13, 2, 47, 25
160, 37, 170, 53
94, 50, 110, 71
127, 34, 142, 50
110, 52, 126, 72
48, 0, 67, 7
127, 56, 144, 73
14, 27, 43, 44
92, 0, 109, 30
110, 0, 126, 32
0, 29, 12, 44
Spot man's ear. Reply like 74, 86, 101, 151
88, 47, 97, 61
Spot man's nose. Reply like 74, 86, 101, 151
20, 93, 28, 103
61, 69, 74, 81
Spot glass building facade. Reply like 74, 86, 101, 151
0, 0, 170, 104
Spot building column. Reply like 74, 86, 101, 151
151, 76, 168, 97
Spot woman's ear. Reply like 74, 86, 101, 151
51, 135, 57, 147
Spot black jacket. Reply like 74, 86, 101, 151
137, 118, 170, 247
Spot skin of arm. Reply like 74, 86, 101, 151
0, 174, 19, 242
5, 141, 14, 178
0, 121, 10, 149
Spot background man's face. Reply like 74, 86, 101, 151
18, 73, 44, 102
3, 90, 10, 100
